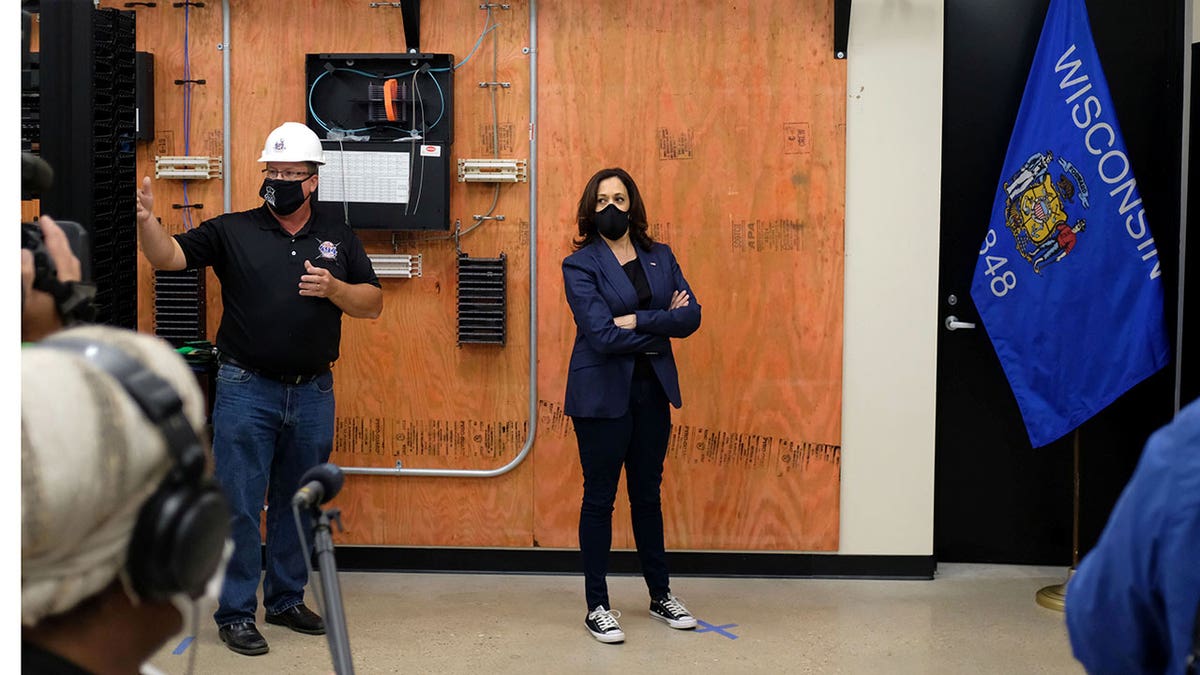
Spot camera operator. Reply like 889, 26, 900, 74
21, 214, 84, 342
20, 152, 96, 341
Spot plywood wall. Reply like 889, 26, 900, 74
110, 0, 844, 552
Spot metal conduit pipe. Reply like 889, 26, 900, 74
343, 0, 539, 477
222, 0, 231, 213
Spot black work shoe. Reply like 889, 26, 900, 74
265, 604, 326, 635
218, 622, 269, 656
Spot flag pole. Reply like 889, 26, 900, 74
1035, 429, 1079, 611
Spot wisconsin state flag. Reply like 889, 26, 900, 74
970, 0, 1170, 447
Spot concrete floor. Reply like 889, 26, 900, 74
148, 563, 1085, 674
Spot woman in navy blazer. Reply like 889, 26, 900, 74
561, 168, 702, 644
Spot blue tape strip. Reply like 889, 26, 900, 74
695, 620, 740, 639
171, 636, 195, 655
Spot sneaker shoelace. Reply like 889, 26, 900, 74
659, 595, 691, 618
590, 607, 621, 631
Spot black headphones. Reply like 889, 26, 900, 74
42, 338, 231, 602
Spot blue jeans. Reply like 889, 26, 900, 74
572, 373, 673, 611
211, 362, 335, 628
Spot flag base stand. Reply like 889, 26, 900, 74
1035, 568, 1074, 612
1035, 584, 1065, 611
1036, 430, 1081, 613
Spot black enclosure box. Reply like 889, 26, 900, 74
306, 53, 454, 230
305, 53, 454, 144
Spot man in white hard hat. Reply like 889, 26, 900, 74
135, 121, 382, 656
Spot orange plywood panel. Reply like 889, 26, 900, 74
535, 0, 845, 551
121, 0, 842, 552
121, 0, 537, 547
22, 201, 40, 223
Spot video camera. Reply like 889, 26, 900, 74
22, 152, 97, 324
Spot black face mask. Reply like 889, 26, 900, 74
259, 178, 309, 216
593, 203, 630, 241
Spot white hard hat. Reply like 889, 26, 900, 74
258, 122, 325, 165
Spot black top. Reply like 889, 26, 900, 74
622, 257, 652, 309
175, 205, 380, 375
22, 641, 95, 675
622, 258, 656, 380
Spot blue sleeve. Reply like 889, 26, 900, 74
1065, 424, 1177, 674
634, 245, 701, 338
563, 256, 669, 355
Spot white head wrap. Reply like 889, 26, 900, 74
21, 326, 209, 627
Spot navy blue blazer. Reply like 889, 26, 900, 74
562, 239, 702, 418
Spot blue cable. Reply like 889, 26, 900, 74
454, 22, 499, 70
425, 69, 445, 129
182, 181, 193, 230
308, 70, 372, 134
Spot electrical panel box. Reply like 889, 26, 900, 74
305, 53, 454, 231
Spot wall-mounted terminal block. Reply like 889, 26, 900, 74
368, 253, 422, 278
153, 268, 206, 347
154, 155, 223, 180
457, 252, 506, 346
457, 158, 527, 183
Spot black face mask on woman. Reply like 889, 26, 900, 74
259, 178, 309, 216
593, 203, 630, 241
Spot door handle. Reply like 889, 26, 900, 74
945, 315, 976, 331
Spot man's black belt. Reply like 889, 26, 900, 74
217, 354, 329, 385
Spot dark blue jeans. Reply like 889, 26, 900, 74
572, 373, 673, 612
211, 362, 334, 628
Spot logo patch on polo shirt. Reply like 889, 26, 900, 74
317, 241, 339, 259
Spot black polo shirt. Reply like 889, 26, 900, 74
175, 205, 380, 375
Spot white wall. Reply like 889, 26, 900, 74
839, 0, 943, 555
